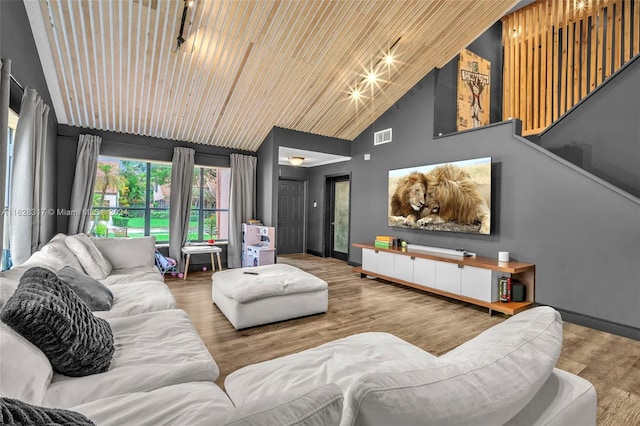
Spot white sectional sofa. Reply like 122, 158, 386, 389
0, 234, 597, 425
0, 234, 344, 425
0, 234, 176, 319
224, 306, 597, 425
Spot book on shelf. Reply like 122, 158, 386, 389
375, 235, 395, 242
374, 240, 393, 249
499, 277, 512, 302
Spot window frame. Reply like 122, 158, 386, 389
91, 156, 229, 243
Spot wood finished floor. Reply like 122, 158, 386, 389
165, 254, 640, 426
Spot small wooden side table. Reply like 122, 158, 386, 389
181, 244, 223, 280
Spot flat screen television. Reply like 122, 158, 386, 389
388, 156, 491, 235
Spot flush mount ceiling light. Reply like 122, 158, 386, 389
288, 156, 305, 167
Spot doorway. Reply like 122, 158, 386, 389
324, 175, 350, 261
277, 179, 305, 255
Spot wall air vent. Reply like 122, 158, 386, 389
373, 128, 392, 146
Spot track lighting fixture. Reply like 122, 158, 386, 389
176, 0, 194, 52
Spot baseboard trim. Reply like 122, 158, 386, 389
551, 306, 640, 341
306, 249, 323, 257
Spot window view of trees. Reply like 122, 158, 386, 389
90, 157, 229, 242
190, 166, 230, 243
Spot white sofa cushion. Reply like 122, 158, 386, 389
91, 236, 157, 270
225, 332, 438, 406
40, 233, 86, 273
43, 309, 219, 408
93, 280, 177, 319
343, 306, 563, 426
65, 234, 112, 279
218, 384, 344, 426
72, 382, 233, 426
0, 322, 53, 405
99, 266, 163, 286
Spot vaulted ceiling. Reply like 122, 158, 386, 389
27, 0, 517, 151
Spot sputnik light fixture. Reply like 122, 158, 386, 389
347, 37, 402, 106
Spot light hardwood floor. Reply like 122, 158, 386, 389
165, 254, 640, 426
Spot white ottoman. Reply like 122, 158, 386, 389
211, 264, 328, 329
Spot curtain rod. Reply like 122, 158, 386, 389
10, 74, 24, 92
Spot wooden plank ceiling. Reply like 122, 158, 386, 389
35, 0, 517, 151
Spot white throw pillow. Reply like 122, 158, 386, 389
344, 306, 563, 426
90, 236, 156, 269
41, 233, 87, 273
20, 251, 67, 272
0, 251, 67, 282
65, 234, 113, 279
0, 322, 53, 405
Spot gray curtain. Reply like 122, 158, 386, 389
0, 59, 10, 269
68, 134, 102, 235
169, 147, 195, 271
9, 88, 50, 266
228, 153, 257, 269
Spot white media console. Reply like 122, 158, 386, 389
353, 242, 535, 316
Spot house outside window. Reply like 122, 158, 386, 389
90, 156, 229, 243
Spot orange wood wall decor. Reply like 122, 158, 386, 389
457, 49, 492, 131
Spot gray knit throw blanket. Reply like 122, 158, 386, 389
0, 397, 95, 425
0, 267, 114, 377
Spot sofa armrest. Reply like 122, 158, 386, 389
91, 237, 156, 270
504, 368, 597, 426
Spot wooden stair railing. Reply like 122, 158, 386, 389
502, 0, 640, 136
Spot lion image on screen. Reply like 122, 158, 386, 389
388, 157, 491, 234
388, 172, 429, 225
418, 164, 490, 234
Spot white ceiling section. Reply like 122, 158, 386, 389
28, 0, 517, 152
278, 146, 351, 168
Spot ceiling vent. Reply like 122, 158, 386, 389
374, 128, 392, 146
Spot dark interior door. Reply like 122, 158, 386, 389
325, 175, 350, 261
277, 179, 305, 255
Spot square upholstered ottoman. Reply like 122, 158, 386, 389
211, 264, 328, 329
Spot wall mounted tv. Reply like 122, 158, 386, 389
388, 156, 492, 235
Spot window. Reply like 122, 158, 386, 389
190, 166, 230, 242
1, 109, 18, 271
90, 156, 229, 243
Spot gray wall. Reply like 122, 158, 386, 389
256, 127, 351, 229
1, 0, 58, 245
538, 56, 640, 198
304, 68, 639, 337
